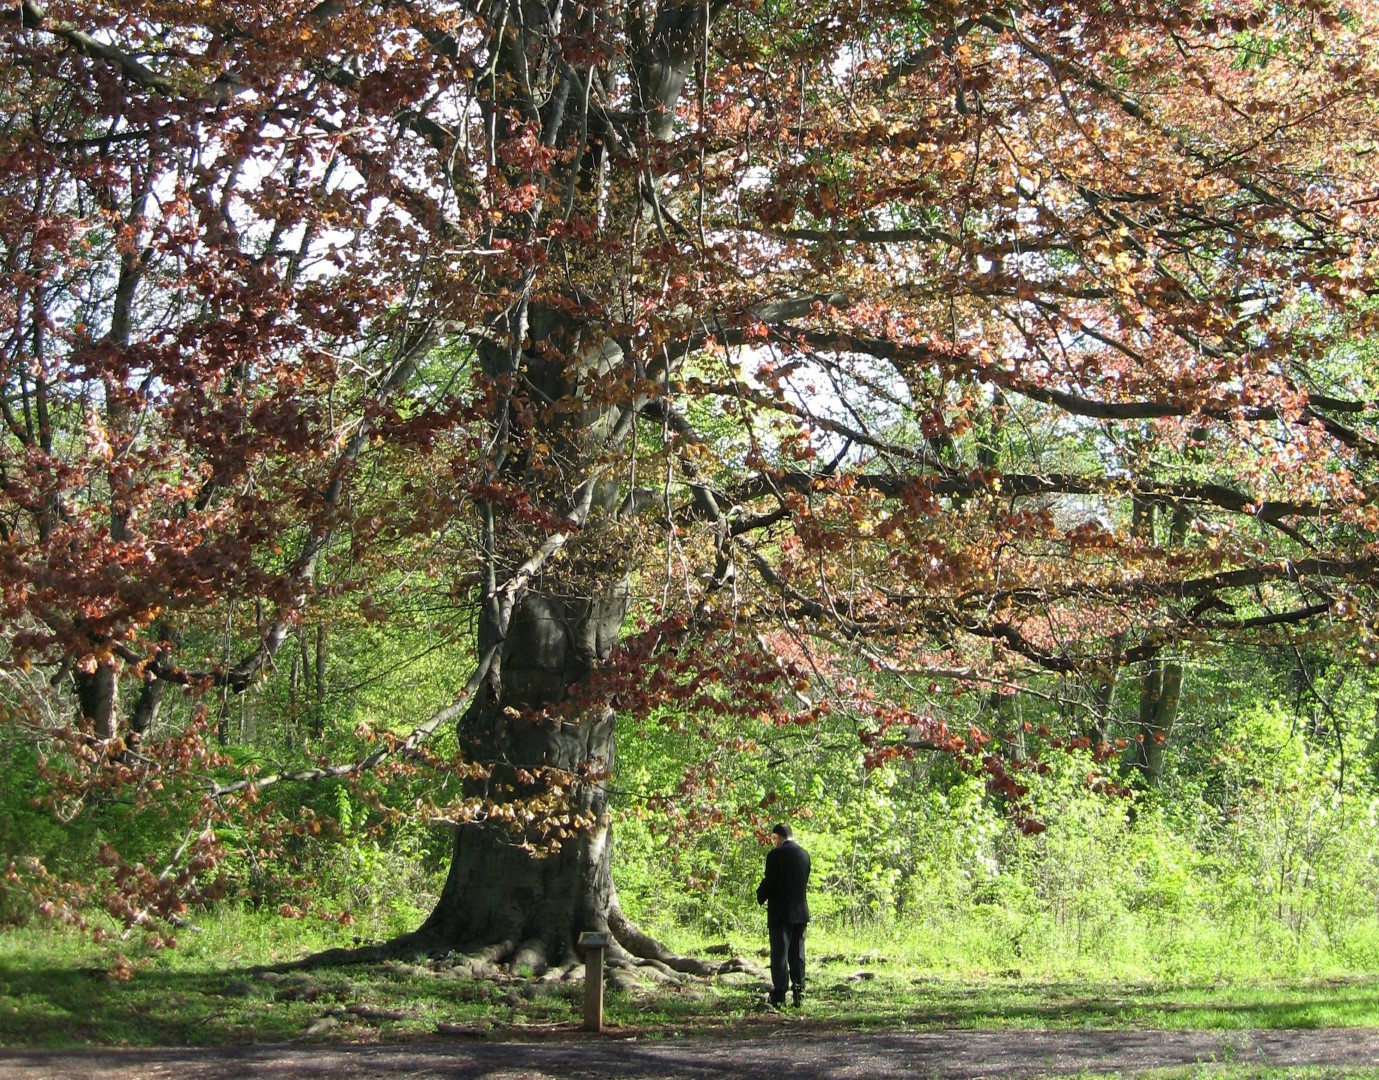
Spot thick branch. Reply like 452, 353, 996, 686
729, 468, 1352, 534
18, 2, 175, 93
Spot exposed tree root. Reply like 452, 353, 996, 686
272, 891, 767, 991
606, 892, 765, 980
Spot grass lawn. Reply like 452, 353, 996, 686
2, 913, 1379, 1049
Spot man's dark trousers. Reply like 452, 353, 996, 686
769, 920, 806, 1005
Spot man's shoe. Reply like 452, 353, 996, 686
766, 995, 785, 1010
791, 992, 803, 1007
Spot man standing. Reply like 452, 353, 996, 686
756, 822, 810, 1008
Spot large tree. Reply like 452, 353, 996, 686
3, 0, 1379, 969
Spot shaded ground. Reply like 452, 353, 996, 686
5, 1026, 1379, 1078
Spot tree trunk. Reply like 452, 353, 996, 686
128, 669, 167, 751
413, 572, 630, 967
74, 660, 119, 740
405, 318, 709, 971
1129, 651, 1183, 786
314, 622, 327, 733
1085, 630, 1125, 745
417, 737, 615, 970
405, 0, 726, 973
1124, 498, 1187, 786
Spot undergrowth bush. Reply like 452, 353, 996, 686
613, 698, 1379, 981
7, 640, 1379, 985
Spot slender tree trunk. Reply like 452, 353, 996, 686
1086, 630, 1124, 745
1127, 500, 1187, 785
129, 660, 170, 751
1129, 650, 1183, 785
289, 632, 302, 743
314, 622, 327, 729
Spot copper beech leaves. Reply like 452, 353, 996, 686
1, 0, 1378, 939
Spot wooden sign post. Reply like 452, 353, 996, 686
576, 931, 609, 1032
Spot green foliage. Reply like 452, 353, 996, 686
0, 726, 211, 932
0, 742, 85, 925
296, 805, 439, 936
614, 661, 1379, 983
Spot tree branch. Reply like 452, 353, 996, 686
208, 642, 499, 797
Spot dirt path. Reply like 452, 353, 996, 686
4, 1027, 1379, 1079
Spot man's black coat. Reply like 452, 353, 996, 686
756, 838, 810, 925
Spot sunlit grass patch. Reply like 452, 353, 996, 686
4, 912, 1379, 1049
1130, 1071, 1379, 1080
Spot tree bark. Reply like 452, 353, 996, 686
412, 582, 627, 967
1129, 651, 1183, 786
73, 660, 119, 739
415, 295, 634, 960
1127, 500, 1188, 786
1085, 630, 1124, 745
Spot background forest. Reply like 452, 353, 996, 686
7, 586, 1379, 980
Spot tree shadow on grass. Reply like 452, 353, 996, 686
4, 957, 1379, 1054
0, 958, 509, 1048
